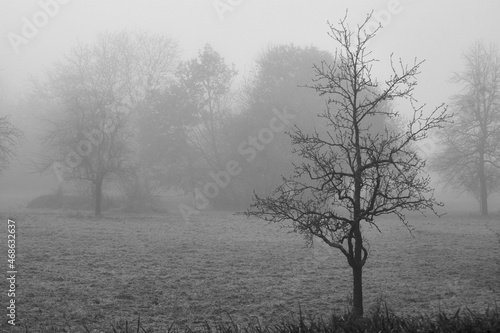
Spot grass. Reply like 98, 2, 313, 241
16, 304, 500, 333
0, 207, 498, 332
89, 304, 500, 333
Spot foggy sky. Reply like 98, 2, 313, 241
1, 0, 500, 109
1, 0, 499, 208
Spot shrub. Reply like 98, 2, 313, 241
27, 187, 118, 212
118, 166, 169, 214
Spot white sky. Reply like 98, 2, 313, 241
1, 0, 500, 111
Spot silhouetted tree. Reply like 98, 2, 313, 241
432, 42, 500, 216
244, 13, 449, 317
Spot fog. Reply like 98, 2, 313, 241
0, 0, 499, 213
2, 2, 500, 330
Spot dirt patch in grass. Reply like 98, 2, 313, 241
0, 209, 498, 332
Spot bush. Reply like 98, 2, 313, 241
118, 167, 169, 214
27, 187, 118, 212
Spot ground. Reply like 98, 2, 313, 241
0, 205, 499, 332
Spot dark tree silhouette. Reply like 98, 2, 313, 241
244, 13, 449, 317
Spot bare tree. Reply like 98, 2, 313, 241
34, 35, 132, 217
0, 116, 22, 173
0, 68, 23, 174
432, 42, 500, 216
34, 31, 178, 216
244, 13, 449, 317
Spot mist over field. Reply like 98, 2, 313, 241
0, 1, 499, 332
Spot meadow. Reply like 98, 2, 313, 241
0, 204, 499, 332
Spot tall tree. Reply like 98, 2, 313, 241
34, 31, 178, 216
179, 44, 237, 170
178, 44, 237, 206
432, 42, 500, 215
137, 84, 198, 193
137, 44, 237, 208
229, 44, 387, 205
229, 45, 333, 200
244, 14, 449, 317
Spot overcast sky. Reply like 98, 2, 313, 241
1, 0, 500, 110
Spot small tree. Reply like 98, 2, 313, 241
244, 13, 449, 317
432, 42, 500, 216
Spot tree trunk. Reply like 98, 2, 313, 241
95, 178, 103, 217
350, 220, 364, 317
352, 264, 363, 317
479, 152, 488, 216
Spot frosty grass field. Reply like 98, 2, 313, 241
0, 203, 499, 332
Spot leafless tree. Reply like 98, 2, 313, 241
0, 116, 22, 173
244, 13, 449, 317
33, 31, 178, 216
432, 42, 500, 216
0, 68, 23, 174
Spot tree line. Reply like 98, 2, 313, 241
24, 29, 498, 218
27, 32, 335, 216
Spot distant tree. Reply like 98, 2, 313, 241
120, 32, 180, 208
0, 67, 4, 105
230, 44, 388, 205
137, 44, 238, 208
0, 115, 22, 173
34, 31, 178, 216
137, 84, 198, 194
229, 44, 333, 200
0, 68, 23, 174
432, 42, 500, 216
179, 44, 237, 170
178, 44, 238, 206
244, 14, 449, 317
242, 44, 332, 121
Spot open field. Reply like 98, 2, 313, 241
1, 207, 499, 332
